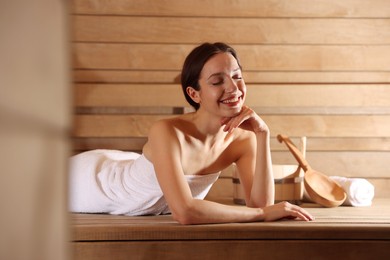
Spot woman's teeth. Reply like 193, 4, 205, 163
222, 97, 239, 104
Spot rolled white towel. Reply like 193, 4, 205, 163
329, 176, 375, 207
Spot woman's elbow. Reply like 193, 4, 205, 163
172, 212, 193, 225
171, 203, 198, 225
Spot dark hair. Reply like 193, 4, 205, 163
180, 42, 241, 110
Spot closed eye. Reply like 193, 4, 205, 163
212, 81, 224, 85
210, 77, 225, 85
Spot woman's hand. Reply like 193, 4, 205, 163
262, 201, 315, 222
221, 106, 269, 134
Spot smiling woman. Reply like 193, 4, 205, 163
69, 42, 314, 224
180, 42, 243, 112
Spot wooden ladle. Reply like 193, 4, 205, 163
277, 134, 346, 207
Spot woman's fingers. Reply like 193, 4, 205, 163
221, 106, 261, 133
287, 203, 315, 221
264, 202, 315, 222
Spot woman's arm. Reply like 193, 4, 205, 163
149, 119, 313, 224
147, 120, 262, 224
234, 131, 274, 208
251, 130, 275, 207
221, 106, 274, 207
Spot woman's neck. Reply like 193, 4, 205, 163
189, 110, 226, 142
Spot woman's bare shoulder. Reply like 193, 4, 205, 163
144, 117, 184, 160
149, 115, 189, 135
146, 115, 195, 149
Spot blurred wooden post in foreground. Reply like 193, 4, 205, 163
0, 0, 71, 259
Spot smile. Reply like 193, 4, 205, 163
222, 97, 239, 104
221, 96, 241, 104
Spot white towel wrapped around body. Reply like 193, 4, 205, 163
69, 149, 220, 215
329, 176, 375, 207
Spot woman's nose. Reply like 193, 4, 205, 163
225, 78, 238, 93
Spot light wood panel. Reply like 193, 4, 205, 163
73, 16, 390, 44
72, 137, 146, 153
73, 70, 390, 84
74, 84, 390, 108
272, 151, 390, 178
73, 43, 390, 71
73, 70, 181, 84
73, 240, 390, 260
71, 0, 390, 18
73, 137, 390, 153
73, 114, 390, 138
74, 84, 186, 107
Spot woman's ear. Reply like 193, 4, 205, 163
186, 86, 201, 104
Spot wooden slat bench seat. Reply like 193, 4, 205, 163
71, 198, 390, 260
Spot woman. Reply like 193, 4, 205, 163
69, 42, 314, 224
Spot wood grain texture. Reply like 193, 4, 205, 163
73, 16, 390, 44
71, 0, 390, 18
74, 84, 390, 108
73, 114, 390, 138
71, 198, 390, 259
73, 240, 390, 260
71, 199, 390, 241
72, 137, 390, 152
73, 43, 390, 71
73, 70, 390, 84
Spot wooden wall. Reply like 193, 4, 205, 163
70, 0, 390, 198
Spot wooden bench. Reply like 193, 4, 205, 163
71, 198, 390, 260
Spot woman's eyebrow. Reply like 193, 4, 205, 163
207, 72, 224, 80
207, 68, 241, 80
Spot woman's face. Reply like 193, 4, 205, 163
195, 52, 246, 118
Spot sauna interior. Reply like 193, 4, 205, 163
1, 0, 390, 259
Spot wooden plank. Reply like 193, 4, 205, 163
72, 137, 390, 153
73, 240, 390, 260
72, 137, 146, 152
73, 70, 180, 84
71, 0, 390, 18
73, 70, 390, 84
73, 115, 390, 138
254, 106, 390, 115
265, 115, 390, 138
247, 84, 390, 108
73, 16, 390, 45
272, 137, 390, 152
71, 199, 390, 241
272, 151, 390, 178
75, 106, 186, 115
74, 84, 390, 108
73, 43, 390, 71
74, 84, 186, 107
242, 72, 390, 84
73, 115, 167, 137
369, 179, 390, 198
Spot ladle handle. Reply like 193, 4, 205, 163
277, 134, 311, 172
